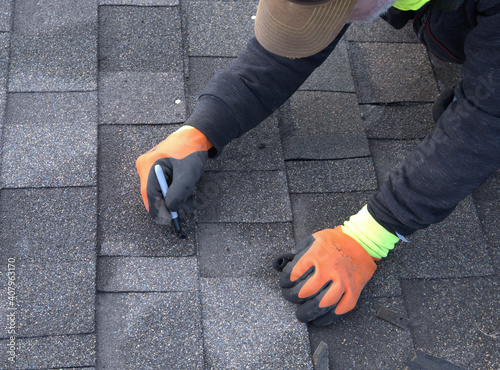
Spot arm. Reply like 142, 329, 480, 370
186, 25, 350, 155
369, 1, 500, 237
137, 25, 349, 222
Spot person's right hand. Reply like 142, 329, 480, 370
136, 126, 213, 224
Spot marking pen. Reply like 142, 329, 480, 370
154, 165, 186, 239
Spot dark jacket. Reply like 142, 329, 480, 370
186, 0, 500, 237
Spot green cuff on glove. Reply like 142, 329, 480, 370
342, 205, 400, 259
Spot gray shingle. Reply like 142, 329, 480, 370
1, 92, 97, 188
345, 18, 419, 43
6, 91, 97, 125
361, 104, 435, 139
299, 41, 355, 92
186, 1, 257, 57
0, 260, 95, 338
100, 0, 178, 5
396, 196, 494, 279
285, 159, 377, 193
290, 192, 373, 241
8, 29, 97, 92
195, 171, 292, 223
402, 277, 499, 369
187, 57, 235, 99
308, 297, 413, 369
282, 134, 370, 160
205, 116, 285, 171
0, 334, 96, 369
201, 277, 313, 369
0, 1, 12, 31
98, 124, 196, 256
99, 72, 186, 124
0, 188, 97, 264
281, 91, 363, 139
349, 42, 439, 103
197, 223, 295, 279
97, 256, 199, 292
0, 90, 5, 128
187, 56, 235, 114
99, 6, 183, 72
368, 253, 402, 298
369, 139, 421, 186
0, 32, 9, 89
428, 52, 462, 92
13, 0, 97, 35
473, 171, 499, 252
96, 292, 203, 369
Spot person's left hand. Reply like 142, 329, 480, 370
273, 226, 377, 327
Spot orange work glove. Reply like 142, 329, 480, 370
136, 126, 213, 224
274, 226, 377, 327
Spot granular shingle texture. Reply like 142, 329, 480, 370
361, 104, 435, 139
201, 277, 313, 369
290, 192, 374, 241
98, 6, 183, 72
97, 256, 199, 292
205, 116, 285, 171
402, 277, 499, 369
9, 29, 97, 92
100, 0, 178, 4
345, 18, 419, 43
195, 171, 293, 223
473, 171, 500, 251
1, 92, 97, 188
2, 0, 499, 368
197, 222, 295, 278
282, 134, 370, 160
0, 32, 9, 87
0, 187, 97, 263
286, 159, 377, 193
369, 139, 421, 185
186, 1, 257, 57
0, 260, 95, 338
396, 197, 494, 279
309, 297, 414, 369
13, 0, 97, 35
0, 334, 96, 369
281, 91, 363, 138
99, 72, 186, 124
0, 1, 12, 31
349, 42, 439, 103
299, 41, 355, 92
98, 124, 196, 256
96, 292, 203, 369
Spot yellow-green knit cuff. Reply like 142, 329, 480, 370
342, 205, 400, 259
393, 0, 431, 11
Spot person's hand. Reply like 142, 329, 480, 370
274, 226, 376, 326
273, 206, 400, 326
136, 126, 213, 224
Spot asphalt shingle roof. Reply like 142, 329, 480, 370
0, 1, 498, 369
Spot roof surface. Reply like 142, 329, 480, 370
0, 1, 498, 369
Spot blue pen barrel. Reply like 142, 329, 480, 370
154, 165, 186, 238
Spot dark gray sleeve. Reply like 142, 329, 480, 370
186, 26, 350, 155
368, 1, 500, 236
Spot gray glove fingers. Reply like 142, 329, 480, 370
310, 309, 347, 327
295, 281, 340, 324
281, 266, 317, 303
279, 235, 316, 288
273, 234, 316, 272
146, 161, 173, 225
165, 152, 208, 211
